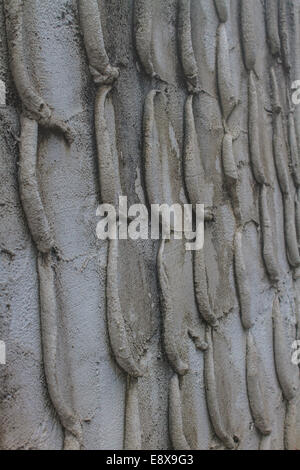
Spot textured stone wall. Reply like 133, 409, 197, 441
0, 0, 300, 450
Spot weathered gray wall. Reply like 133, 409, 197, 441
0, 0, 300, 450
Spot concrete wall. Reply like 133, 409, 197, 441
0, 0, 300, 450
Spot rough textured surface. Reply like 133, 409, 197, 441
0, 0, 300, 450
